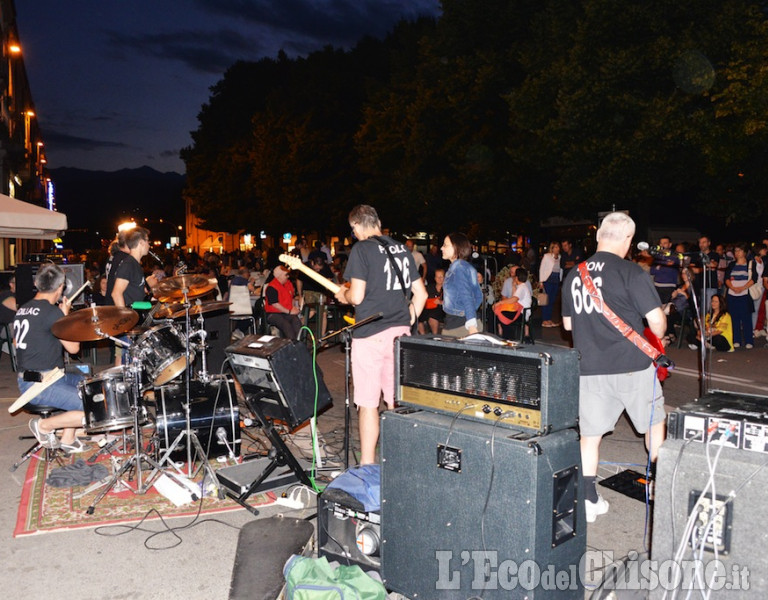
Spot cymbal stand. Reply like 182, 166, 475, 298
190, 308, 210, 382
86, 351, 171, 514
320, 311, 383, 470
153, 288, 222, 497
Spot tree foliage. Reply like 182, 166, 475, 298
182, 1, 768, 240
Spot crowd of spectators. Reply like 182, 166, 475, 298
3, 231, 766, 355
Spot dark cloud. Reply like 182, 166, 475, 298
42, 130, 128, 152
106, 28, 267, 74
194, 0, 441, 47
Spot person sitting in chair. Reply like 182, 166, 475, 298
264, 265, 302, 339
496, 267, 532, 340
14, 264, 87, 452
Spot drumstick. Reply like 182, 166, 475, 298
68, 280, 91, 302
8, 368, 65, 413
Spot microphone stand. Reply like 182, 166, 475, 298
319, 312, 383, 470
696, 253, 712, 396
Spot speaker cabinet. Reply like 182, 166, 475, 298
59, 263, 85, 305
13, 262, 85, 306
226, 335, 332, 428
380, 408, 585, 599
317, 493, 381, 571
651, 439, 768, 598
14, 263, 36, 307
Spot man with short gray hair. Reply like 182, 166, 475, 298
561, 212, 666, 522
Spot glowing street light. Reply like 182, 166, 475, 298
118, 221, 137, 232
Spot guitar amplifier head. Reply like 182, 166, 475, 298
395, 335, 580, 434
225, 335, 332, 428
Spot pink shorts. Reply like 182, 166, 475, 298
351, 326, 410, 409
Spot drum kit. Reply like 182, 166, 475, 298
52, 274, 240, 512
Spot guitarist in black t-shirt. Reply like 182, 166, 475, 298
562, 212, 666, 523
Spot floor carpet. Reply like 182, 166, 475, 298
14, 448, 275, 537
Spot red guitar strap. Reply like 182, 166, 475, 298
577, 262, 672, 368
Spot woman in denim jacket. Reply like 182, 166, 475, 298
440, 232, 483, 336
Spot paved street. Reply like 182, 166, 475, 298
0, 325, 766, 599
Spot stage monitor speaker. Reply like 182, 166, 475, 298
651, 439, 767, 598
380, 408, 585, 599
225, 335, 332, 428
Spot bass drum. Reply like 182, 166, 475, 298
154, 377, 240, 460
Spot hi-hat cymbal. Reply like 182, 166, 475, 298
152, 275, 215, 302
170, 301, 232, 319
51, 306, 140, 342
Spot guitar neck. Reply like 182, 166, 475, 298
279, 255, 341, 294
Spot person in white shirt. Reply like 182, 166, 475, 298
405, 239, 427, 280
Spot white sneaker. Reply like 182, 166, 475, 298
585, 493, 610, 523
734, 342, 740, 348
746, 344, 754, 349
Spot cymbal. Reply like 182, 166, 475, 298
51, 306, 140, 342
152, 303, 183, 319
152, 275, 215, 302
170, 301, 232, 319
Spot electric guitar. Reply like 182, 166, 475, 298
278, 254, 342, 295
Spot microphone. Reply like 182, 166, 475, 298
471, 251, 494, 259
147, 250, 163, 264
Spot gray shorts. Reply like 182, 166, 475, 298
579, 364, 665, 437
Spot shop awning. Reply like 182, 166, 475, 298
0, 193, 67, 240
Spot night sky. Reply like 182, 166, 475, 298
15, 0, 441, 174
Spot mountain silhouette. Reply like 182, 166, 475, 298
50, 166, 186, 250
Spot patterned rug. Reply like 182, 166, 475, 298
14, 448, 276, 537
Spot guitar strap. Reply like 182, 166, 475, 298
577, 262, 672, 368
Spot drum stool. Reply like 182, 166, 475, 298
10, 404, 68, 472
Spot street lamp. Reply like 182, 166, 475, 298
7, 43, 20, 111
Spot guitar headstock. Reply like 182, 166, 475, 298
279, 253, 303, 270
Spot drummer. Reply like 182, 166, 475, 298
14, 264, 87, 452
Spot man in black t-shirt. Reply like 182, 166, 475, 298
335, 205, 427, 464
111, 227, 155, 308
14, 264, 86, 452
562, 212, 666, 523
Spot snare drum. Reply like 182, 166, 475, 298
79, 367, 142, 433
133, 324, 192, 386
154, 377, 240, 459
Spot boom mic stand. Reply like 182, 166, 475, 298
319, 312, 383, 470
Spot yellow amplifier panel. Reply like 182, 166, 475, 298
399, 386, 542, 431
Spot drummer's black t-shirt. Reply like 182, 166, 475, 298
112, 254, 147, 307
13, 299, 65, 371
